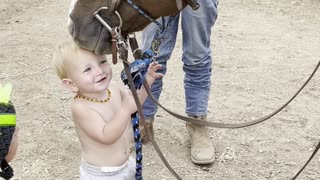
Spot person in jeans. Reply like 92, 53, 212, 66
140, 0, 218, 165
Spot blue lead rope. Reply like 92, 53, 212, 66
121, 51, 153, 180
131, 113, 143, 179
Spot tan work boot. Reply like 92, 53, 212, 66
140, 117, 154, 144
186, 115, 215, 164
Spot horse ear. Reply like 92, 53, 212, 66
62, 78, 79, 93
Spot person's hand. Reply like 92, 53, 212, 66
147, 62, 164, 80
122, 89, 138, 114
5, 127, 19, 162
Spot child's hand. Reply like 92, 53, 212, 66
122, 89, 138, 114
147, 62, 164, 80
5, 127, 19, 162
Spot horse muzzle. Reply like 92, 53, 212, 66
68, 10, 121, 55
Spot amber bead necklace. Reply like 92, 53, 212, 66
74, 89, 111, 103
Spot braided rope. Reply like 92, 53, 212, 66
131, 114, 143, 179
121, 57, 152, 180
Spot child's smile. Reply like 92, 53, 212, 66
96, 76, 107, 83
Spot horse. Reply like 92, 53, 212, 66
67, 0, 192, 55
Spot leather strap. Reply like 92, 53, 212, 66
107, 0, 121, 14
128, 34, 142, 59
292, 140, 320, 179
111, 30, 118, 64
143, 60, 320, 128
120, 46, 182, 180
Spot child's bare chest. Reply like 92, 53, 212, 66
93, 93, 122, 122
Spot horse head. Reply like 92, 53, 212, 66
67, 0, 188, 55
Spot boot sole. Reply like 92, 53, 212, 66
191, 155, 215, 165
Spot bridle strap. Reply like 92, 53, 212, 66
120, 47, 183, 180
126, 0, 162, 28
111, 30, 118, 64
107, 0, 121, 14
143, 60, 320, 128
292, 140, 320, 179
143, 60, 320, 179
94, 8, 123, 64
128, 33, 142, 59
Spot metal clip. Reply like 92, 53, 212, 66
116, 41, 128, 51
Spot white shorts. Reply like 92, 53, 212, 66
80, 157, 136, 180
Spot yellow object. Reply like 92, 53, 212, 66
0, 115, 16, 126
0, 83, 12, 104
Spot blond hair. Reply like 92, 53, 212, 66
53, 41, 81, 79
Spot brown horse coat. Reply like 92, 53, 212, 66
68, 0, 187, 55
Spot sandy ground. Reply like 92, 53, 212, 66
0, 0, 320, 179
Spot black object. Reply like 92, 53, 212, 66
0, 101, 15, 180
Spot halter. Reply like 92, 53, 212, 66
93, 0, 201, 64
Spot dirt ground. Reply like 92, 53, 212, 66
0, 0, 319, 179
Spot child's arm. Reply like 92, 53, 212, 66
138, 62, 163, 104
71, 91, 137, 144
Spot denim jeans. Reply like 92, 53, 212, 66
141, 0, 218, 118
